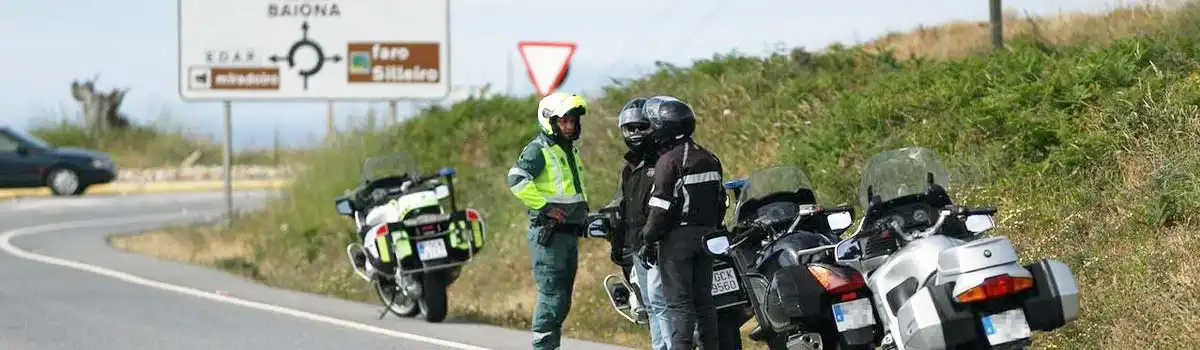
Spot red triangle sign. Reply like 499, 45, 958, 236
518, 41, 576, 97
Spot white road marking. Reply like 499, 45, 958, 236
0, 213, 493, 350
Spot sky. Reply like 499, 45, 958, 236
0, 0, 1147, 151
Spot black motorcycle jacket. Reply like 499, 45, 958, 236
641, 137, 726, 245
603, 150, 659, 257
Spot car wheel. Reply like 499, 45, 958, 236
47, 168, 86, 196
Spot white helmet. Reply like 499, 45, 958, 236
536, 92, 588, 141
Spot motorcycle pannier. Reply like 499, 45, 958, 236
766, 265, 826, 323
1020, 259, 1081, 331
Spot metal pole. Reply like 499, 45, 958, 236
989, 0, 1003, 49
506, 52, 513, 95
327, 100, 335, 137
222, 101, 234, 227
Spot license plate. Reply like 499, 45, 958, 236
416, 239, 448, 261
832, 298, 876, 332
711, 267, 740, 295
981, 308, 1032, 345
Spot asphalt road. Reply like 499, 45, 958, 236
0, 191, 631, 350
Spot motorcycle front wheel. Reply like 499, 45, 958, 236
374, 277, 420, 317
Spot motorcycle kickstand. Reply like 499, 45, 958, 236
379, 282, 401, 320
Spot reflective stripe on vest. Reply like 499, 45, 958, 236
534, 138, 586, 204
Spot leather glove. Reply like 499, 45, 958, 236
638, 242, 659, 270
541, 207, 567, 223
610, 247, 626, 266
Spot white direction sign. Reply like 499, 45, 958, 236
518, 41, 576, 97
178, 0, 450, 101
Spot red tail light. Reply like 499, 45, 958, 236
375, 224, 388, 237
809, 265, 867, 295
465, 208, 481, 221
955, 275, 1034, 303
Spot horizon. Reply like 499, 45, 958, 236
0, 0, 1144, 151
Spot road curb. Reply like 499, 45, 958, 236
0, 179, 291, 199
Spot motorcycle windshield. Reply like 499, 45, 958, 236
361, 153, 421, 182
738, 165, 816, 206
856, 147, 951, 209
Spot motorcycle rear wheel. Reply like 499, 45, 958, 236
417, 271, 449, 323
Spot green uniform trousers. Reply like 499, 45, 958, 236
526, 223, 579, 350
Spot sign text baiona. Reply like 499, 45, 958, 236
178, 0, 451, 101
267, 2, 342, 17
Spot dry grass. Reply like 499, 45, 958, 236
863, 2, 1183, 61
109, 2, 1200, 349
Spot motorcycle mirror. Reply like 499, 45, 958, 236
965, 214, 995, 234
704, 235, 731, 256
826, 211, 853, 231
434, 185, 451, 200
334, 197, 354, 216
587, 216, 609, 239
834, 238, 862, 263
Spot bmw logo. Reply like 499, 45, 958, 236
983, 249, 992, 258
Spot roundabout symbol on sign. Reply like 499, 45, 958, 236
269, 20, 343, 90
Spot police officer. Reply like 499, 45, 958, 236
506, 92, 590, 350
639, 95, 726, 349
599, 97, 672, 349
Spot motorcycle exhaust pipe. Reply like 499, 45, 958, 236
346, 243, 373, 282
602, 274, 647, 325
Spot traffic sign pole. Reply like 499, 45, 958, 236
223, 100, 234, 227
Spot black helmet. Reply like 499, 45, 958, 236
642, 96, 696, 145
618, 98, 652, 152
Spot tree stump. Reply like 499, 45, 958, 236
71, 76, 131, 137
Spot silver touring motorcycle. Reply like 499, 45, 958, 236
831, 147, 1080, 350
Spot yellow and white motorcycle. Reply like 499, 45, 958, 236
334, 153, 486, 323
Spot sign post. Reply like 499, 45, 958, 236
223, 101, 233, 225
179, 0, 451, 223
517, 41, 576, 97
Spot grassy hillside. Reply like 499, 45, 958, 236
28, 120, 296, 168
114, 3, 1200, 349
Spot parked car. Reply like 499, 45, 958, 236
0, 126, 117, 196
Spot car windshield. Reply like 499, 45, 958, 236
6, 128, 52, 149
857, 147, 951, 209
737, 165, 816, 206
361, 153, 420, 182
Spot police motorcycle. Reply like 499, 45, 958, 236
830, 147, 1080, 350
333, 153, 487, 323
700, 165, 880, 350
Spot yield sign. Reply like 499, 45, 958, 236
518, 41, 576, 97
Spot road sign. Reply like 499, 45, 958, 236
178, 0, 450, 101
517, 41, 576, 97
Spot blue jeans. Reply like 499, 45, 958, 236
633, 254, 672, 350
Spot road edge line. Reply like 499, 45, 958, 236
0, 213, 494, 350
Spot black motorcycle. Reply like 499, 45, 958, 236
701, 165, 882, 350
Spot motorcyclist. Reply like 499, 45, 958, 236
505, 91, 591, 350
599, 97, 672, 349
638, 96, 726, 349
